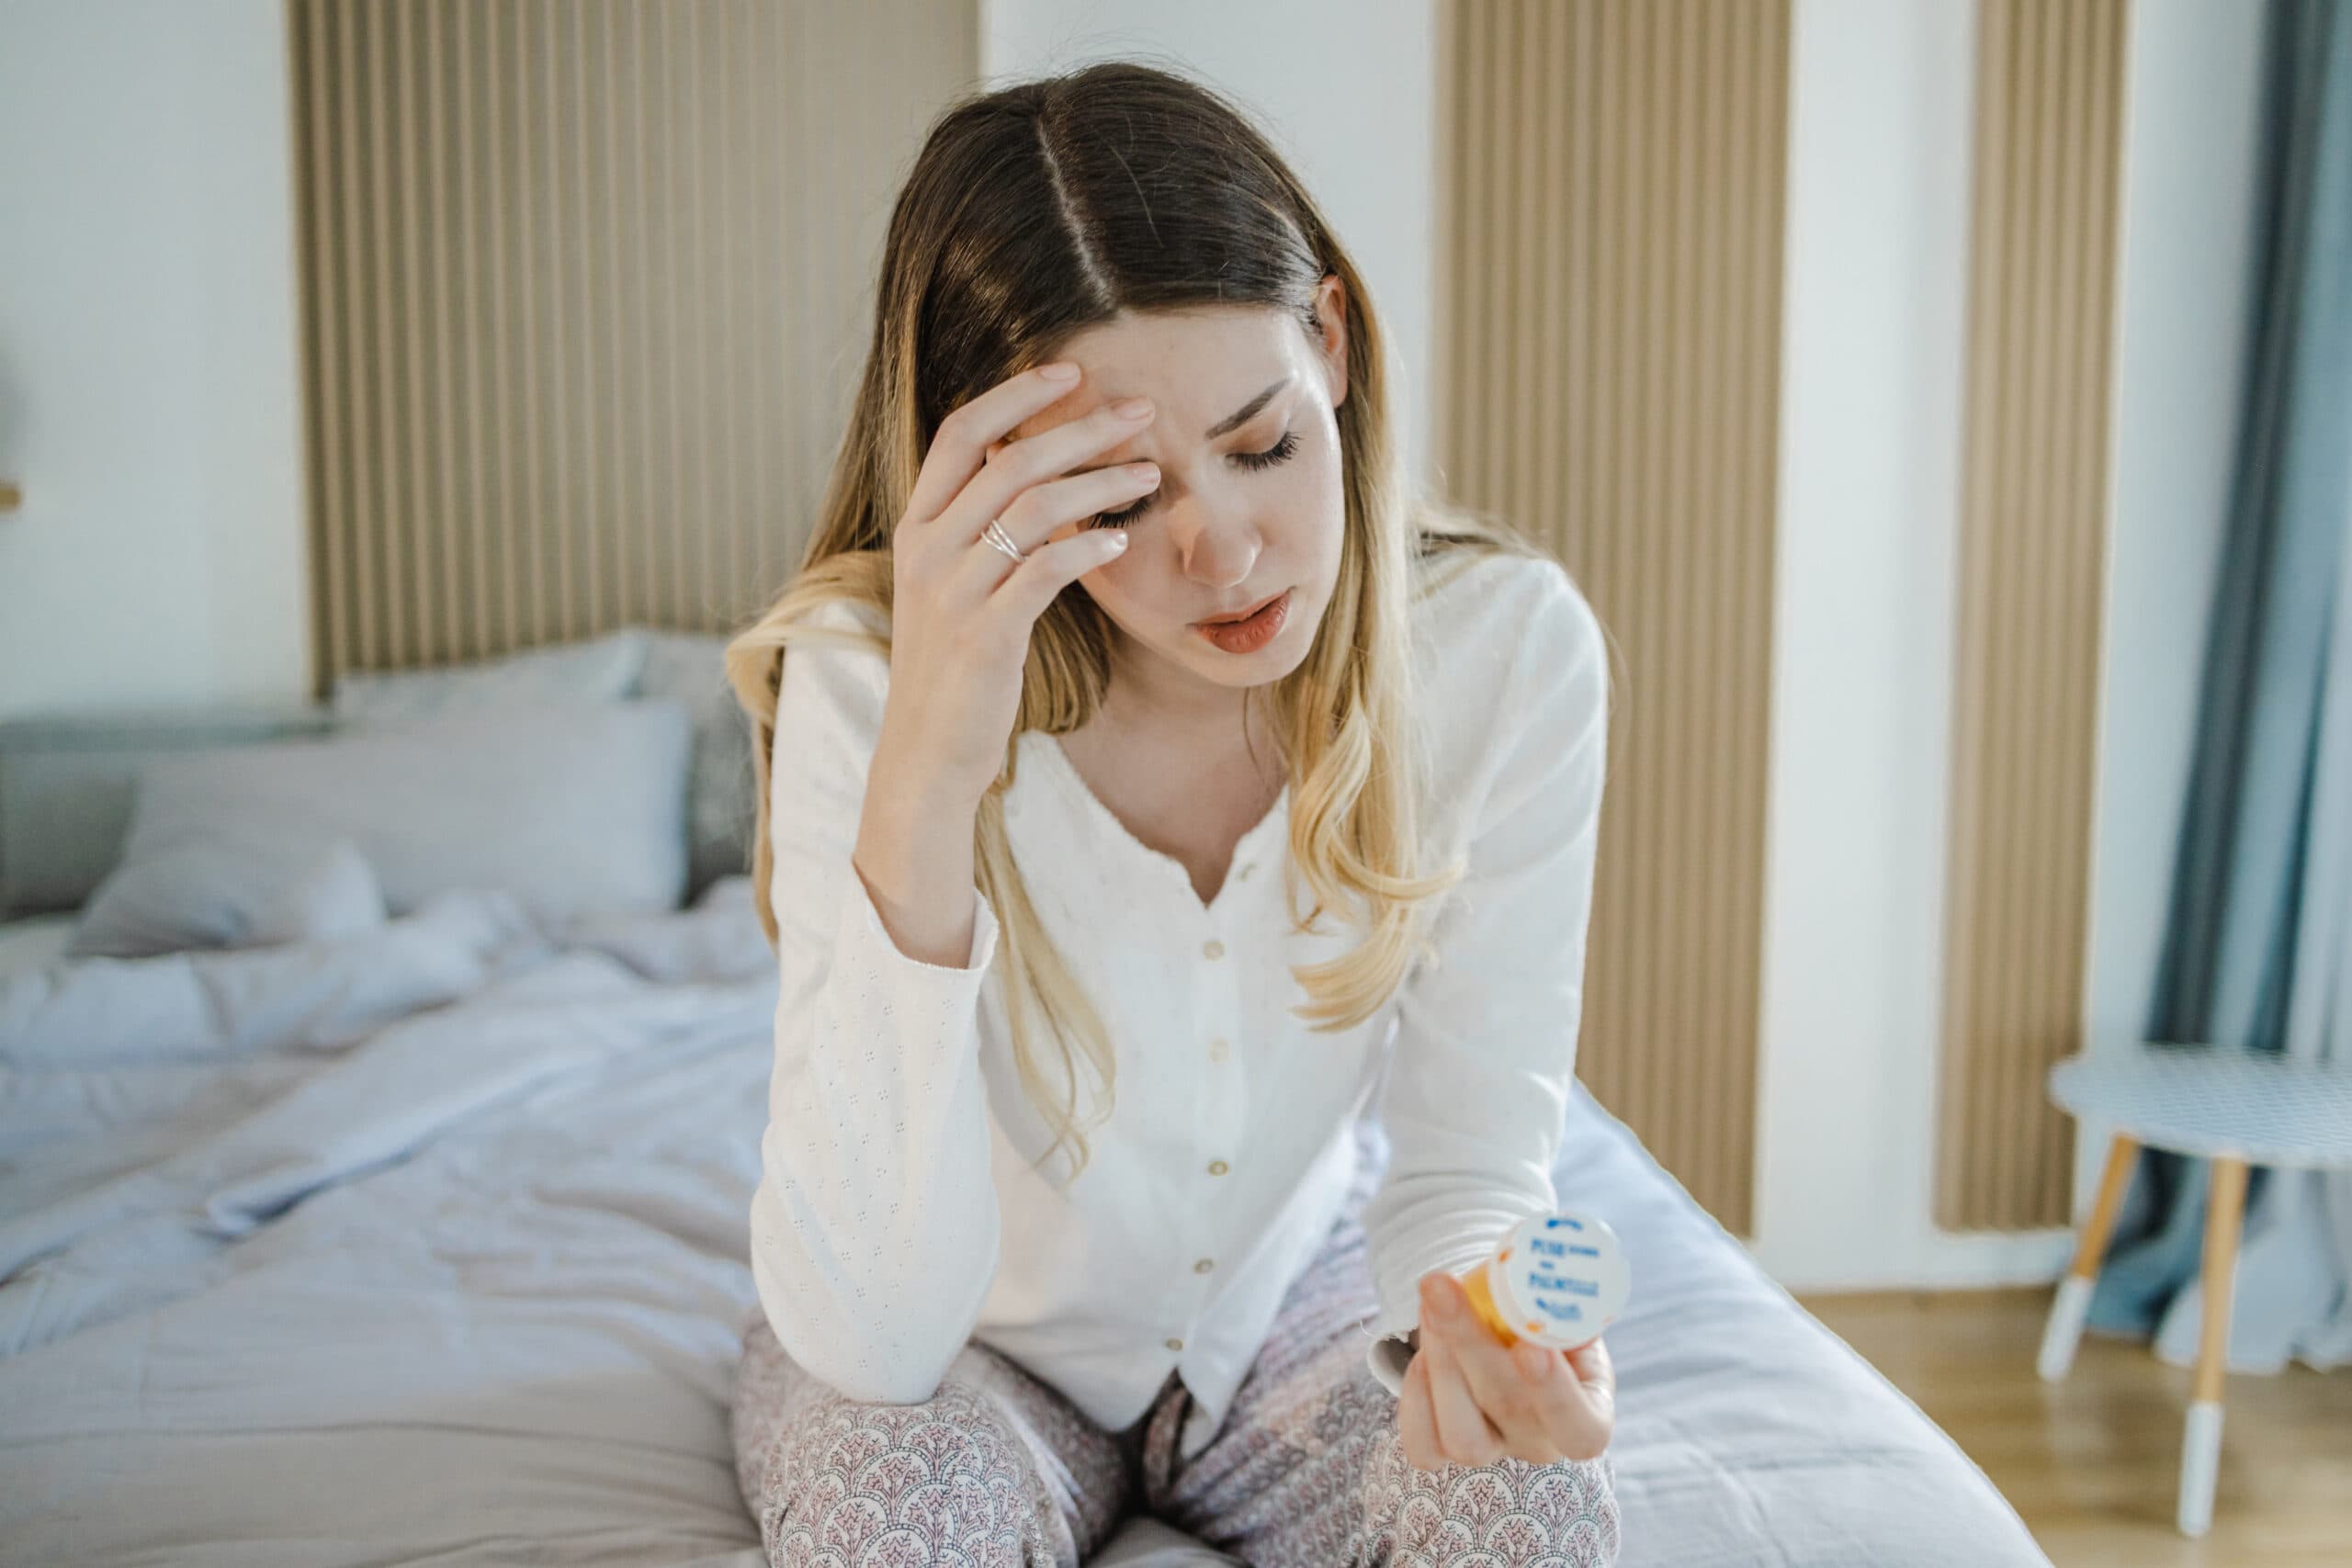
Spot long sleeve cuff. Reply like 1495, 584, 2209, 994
841, 861, 1001, 977
1367, 1329, 1419, 1396
1360, 1201, 1547, 1397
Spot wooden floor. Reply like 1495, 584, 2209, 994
1802, 1288, 2352, 1568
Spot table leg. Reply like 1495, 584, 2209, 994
2178, 1156, 2248, 1538
2037, 1133, 2141, 1382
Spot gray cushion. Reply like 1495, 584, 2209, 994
0, 704, 334, 919
67, 835, 387, 960
0, 914, 75, 981
117, 700, 693, 927
633, 630, 755, 899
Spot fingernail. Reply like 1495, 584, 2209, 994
1099, 531, 1129, 552
1112, 395, 1154, 420
1038, 362, 1080, 382
1427, 1277, 1462, 1321
1514, 1344, 1554, 1382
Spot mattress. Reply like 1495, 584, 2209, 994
1584, 1099, 2048, 1564
0, 882, 2046, 1566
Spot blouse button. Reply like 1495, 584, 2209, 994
1193, 1258, 1215, 1274
1207, 1159, 1230, 1176
1202, 939, 1226, 960
1207, 1037, 1230, 1063
1166, 1337, 1185, 1353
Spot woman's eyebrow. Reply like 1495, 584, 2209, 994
1065, 375, 1294, 475
1204, 375, 1292, 438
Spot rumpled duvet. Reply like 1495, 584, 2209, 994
1, 881, 775, 1566
0, 877, 2046, 1567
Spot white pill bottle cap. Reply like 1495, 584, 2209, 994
1484, 1211, 1632, 1351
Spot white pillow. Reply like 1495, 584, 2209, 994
68, 835, 386, 960
117, 700, 692, 929
330, 631, 649, 724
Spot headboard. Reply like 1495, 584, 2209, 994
285, 0, 976, 689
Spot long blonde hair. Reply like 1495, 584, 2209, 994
726, 61, 1547, 1177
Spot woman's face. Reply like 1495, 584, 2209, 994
991, 276, 1351, 704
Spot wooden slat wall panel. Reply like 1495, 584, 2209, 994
1438, 0, 1791, 1233
1936, 0, 2129, 1230
287, 0, 975, 685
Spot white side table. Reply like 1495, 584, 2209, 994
2041, 1043, 2352, 1537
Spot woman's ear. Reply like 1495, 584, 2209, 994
1314, 272, 1350, 412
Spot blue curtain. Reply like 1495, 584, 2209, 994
2089, 0, 2352, 1345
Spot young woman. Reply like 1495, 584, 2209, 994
723, 61, 1617, 1568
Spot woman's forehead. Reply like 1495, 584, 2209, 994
1010, 310, 1301, 444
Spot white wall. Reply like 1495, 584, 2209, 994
2077, 0, 2267, 1207
0, 0, 310, 720
977, 0, 1438, 493
1754, 0, 2267, 1289
1751, 0, 2072, 1289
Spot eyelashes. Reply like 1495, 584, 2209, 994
1231, 428, 1302, 473
1089, 428, 1302, 530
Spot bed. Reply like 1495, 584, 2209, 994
0, 645, 2049, 1567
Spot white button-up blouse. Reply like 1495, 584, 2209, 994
748, 547, 1608, 1460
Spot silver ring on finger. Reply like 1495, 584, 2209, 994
980, 517, 1027, 565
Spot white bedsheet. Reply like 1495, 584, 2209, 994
0, 880, 2046, 1566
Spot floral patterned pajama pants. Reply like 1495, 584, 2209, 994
729, 1125, 1621, 1567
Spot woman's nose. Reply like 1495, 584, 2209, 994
1177, 510, 1262, 590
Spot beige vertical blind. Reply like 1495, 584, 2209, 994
1936, 0, 2128, 1231
288, 0, 974, 686
1438, 0, 1792, 1233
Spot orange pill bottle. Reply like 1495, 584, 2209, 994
1454, 1211, 1631, 1352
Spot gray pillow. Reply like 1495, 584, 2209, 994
330, 630, 649, 724
118, 700, 693, 928
634, 630, 755, 898
68, 835, 386, 960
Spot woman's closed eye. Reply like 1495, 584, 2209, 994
1088, 428, 1302, 529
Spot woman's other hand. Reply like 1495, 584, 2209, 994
1397, 1269, 1616, 1472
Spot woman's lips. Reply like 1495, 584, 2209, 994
1194, 588, 1292, 654
1195, 589, 1285, 626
